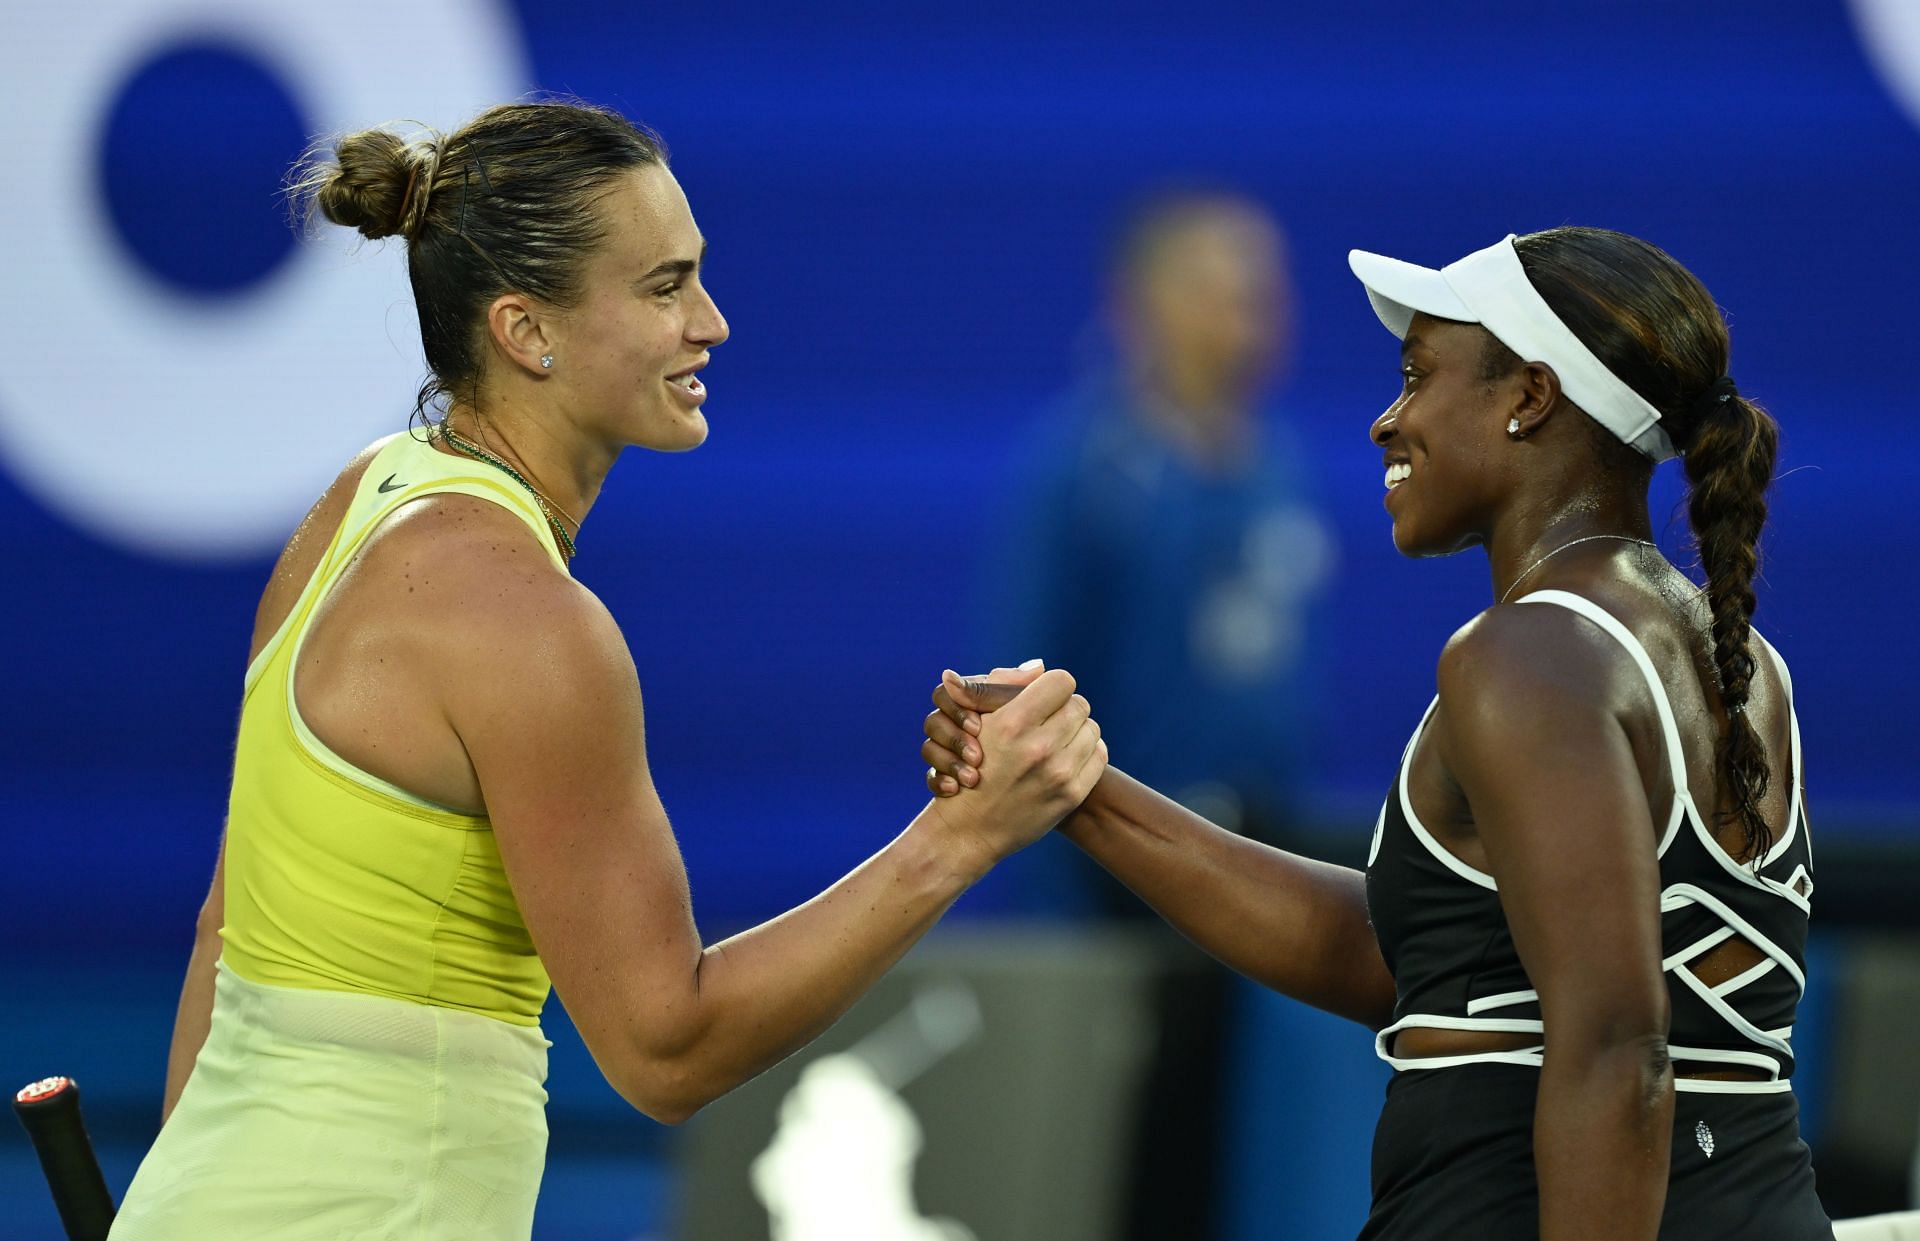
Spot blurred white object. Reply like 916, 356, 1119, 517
1835, 1211, 1920, 1240
751, 984, 981, 1241
1851, 0, 1920, 133
0, 0, 524, 560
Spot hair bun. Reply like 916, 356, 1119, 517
306, 128, 439, 241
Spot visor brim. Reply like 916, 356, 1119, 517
1347, 249, 1475, 339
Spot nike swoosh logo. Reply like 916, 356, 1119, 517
378, 474, 405, 494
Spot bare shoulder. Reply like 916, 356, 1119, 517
250, 438, 389, 658
365, 491, 639, 714
366, 493, 658, 825
1436, 603, 1645, 725
1435, 605, 1664, 865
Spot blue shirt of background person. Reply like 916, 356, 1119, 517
980, 191, 1336, 918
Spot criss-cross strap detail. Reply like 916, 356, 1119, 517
1365, 590, 1814, 1095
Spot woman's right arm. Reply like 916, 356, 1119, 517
434, 533, 1104, 1125
927, 673, 1395, 1029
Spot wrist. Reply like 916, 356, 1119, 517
1054, 767, 1116, 846
1054, 803, 1092, 847
905, 802, 998, 892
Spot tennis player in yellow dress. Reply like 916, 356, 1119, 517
108, 100, 1106, 1240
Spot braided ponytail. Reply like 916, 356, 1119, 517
1679, 389, 1780, 862
1513, 227, 1782, 865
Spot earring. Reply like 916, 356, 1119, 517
1507, 418, 1522, 436
540, 355, 554, 369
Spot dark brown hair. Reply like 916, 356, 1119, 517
289, 100, 666, 419
1490, 227, 1780, 862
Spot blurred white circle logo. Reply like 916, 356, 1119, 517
1852, 0, 1920, 131
0, 0, 523, 560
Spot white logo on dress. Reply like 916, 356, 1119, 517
1695, 1120, 1716, 1158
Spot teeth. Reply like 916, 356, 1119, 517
1384, 462, 1412, 488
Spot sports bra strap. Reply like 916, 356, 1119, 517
1751, 629, 1794, 701
1513, 589, 1690, 802
1747, 629, 1806, 862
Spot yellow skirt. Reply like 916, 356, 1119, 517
110, 961, 550, 1240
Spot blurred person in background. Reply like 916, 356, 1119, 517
979, 190, 1334, 1239
986, 190, 1333, 869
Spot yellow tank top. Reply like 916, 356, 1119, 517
220, 431, 561, 1026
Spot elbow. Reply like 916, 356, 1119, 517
1550, 1012, 1673, 1085
1595, 1031, 1673, 1090
1546, 1027, 1674, 1127
629, 1094, 699, 1128
612, 1061, 712, 1127
593, 984, 745, 1125
605, 1030, 721, 1127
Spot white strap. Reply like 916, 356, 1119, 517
1374, 1014, 1545, 1072
1672, 967, 1795, 1058
1663, 925, 1737, 970
1396, 698, 1499, 889
1660, 883, 1807, 993
1675, 1077, 1795, 1094
1749, 630, 1807, 867
1751, 628, 1795, 700
1465, 988, 1539, 1015
1711, 957, 1779, 998
1514, 589, 1691, 818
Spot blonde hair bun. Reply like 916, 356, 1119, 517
301, 127, 439, 241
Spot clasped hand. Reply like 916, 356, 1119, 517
918, 662, 1102, 864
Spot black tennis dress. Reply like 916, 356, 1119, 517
1360, 589, 1832, 1240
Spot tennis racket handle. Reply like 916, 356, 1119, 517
13, 1077, 116, 1241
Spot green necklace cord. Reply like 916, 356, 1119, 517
436, 425, 579, 562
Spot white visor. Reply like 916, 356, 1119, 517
1348, 235, 1678, 463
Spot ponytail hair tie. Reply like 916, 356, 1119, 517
1668, 375, 1740, 456
398, 147, 441, 240
1696, 375, 1739, 417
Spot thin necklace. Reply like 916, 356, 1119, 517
1499, 534, 1655, 604
436, 425, 579, 562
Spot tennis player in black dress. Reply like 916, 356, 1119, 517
923, 226, 1831, 1239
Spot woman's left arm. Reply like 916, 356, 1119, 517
1434, 607, 1674, 1241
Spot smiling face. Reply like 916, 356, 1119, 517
1372, 312, 1524, 557
547, 163, 729, 452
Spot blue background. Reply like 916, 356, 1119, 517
3, 1, 1915, 1237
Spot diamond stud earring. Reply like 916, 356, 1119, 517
1507, 418, 1521, 435
540, 355, 554, 369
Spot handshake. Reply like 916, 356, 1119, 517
914, 661, 1108, 875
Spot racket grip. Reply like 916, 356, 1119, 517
13, 1077, 116, 1241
